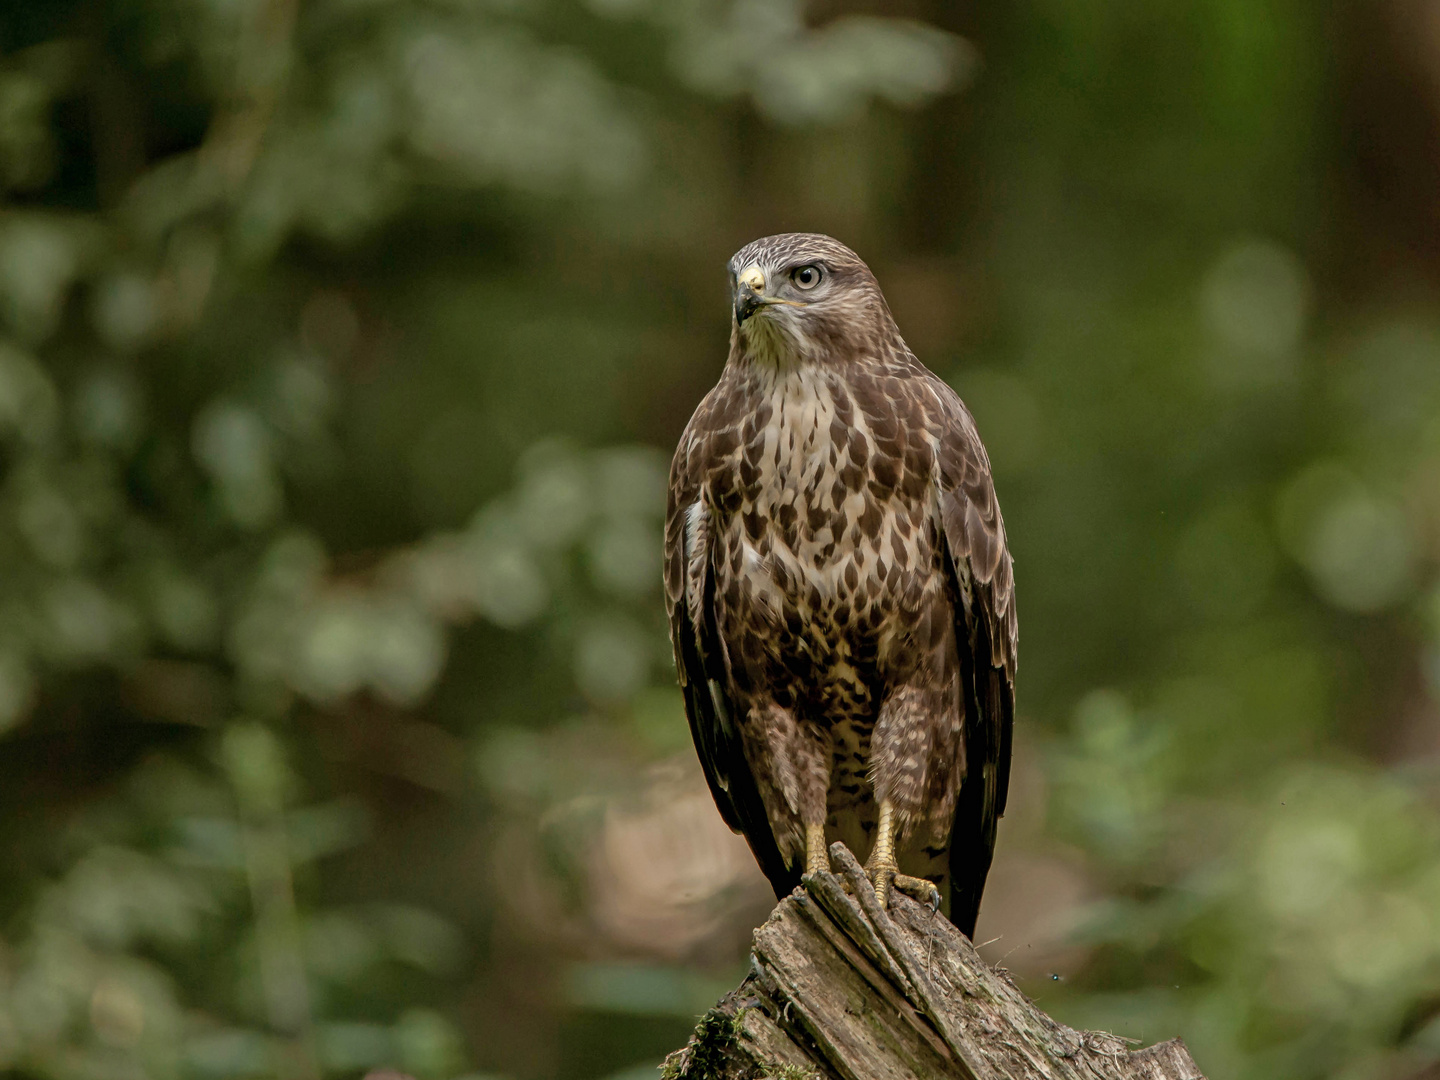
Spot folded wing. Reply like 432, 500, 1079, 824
665, 431, 796, 898
927, 376, 1018, 938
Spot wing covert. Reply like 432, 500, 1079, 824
925, 376, 1017, 938
665, 425, 796, 898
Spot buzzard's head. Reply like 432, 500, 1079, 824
727, 233, 892, 366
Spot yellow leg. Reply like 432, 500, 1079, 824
865, 800, 941, 911
804, 822, 829, 877
866, 801, 898, 908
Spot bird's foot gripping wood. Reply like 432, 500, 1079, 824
892, 872, 943, 913
866, 862, 941, 913
804, 822, 830, 878
863, 800, 941, 911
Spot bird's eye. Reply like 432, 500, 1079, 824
791, 265, 822, 290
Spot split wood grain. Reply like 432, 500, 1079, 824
662, 843, 1204, 1080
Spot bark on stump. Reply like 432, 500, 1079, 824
663, 843, 1204, 1080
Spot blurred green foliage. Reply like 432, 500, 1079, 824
2, 1, 1440, 1079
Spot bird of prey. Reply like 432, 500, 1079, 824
664, 233, 1016, 936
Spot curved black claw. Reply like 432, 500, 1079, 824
892, 872, 942, 914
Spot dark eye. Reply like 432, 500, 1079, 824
791, 265, 822, 290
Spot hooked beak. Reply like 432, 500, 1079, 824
733, 262, 808, 325
734, 263, 766, 325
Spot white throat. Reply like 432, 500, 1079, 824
739, 310, 821, 369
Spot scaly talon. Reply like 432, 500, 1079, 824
803, 821, 830, 878
893, 872, 942, 913
870, 865, 896, 908
859, 802, 943, 911
864, 800, 900, 909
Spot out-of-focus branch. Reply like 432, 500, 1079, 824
663, 843, 1206, 1080
223, 723, 320, 1080
198, 0, 299, 196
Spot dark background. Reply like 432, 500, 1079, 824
1, 1, 1439, 1078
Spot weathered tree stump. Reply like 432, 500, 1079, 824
663, 843, 1204, 1080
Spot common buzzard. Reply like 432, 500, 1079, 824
664, 233, 1016, 936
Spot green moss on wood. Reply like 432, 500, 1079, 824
661, 1007, 742, 1080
